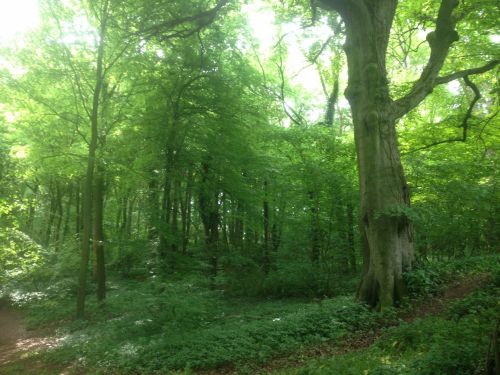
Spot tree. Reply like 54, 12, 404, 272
315, 0, 499, 309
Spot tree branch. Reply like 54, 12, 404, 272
403, 74, 482, 155
392, 0, 460, 119
434, 59, 500, 85
460, 75, 481, 141
317, 0, 366, 21
140, 0, 230, 40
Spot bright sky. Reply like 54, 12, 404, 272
243, 0, 331, 122
0, 0, 40, 44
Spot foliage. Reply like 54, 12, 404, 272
280, 270, 500, 375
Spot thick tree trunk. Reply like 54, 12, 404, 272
346, 201, 356, 272
327, 0, 414, 309
318, 0, 464, 308
349, 74, 414, 309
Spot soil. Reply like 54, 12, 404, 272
0, 306, 27, 366
0, 302, 60, 373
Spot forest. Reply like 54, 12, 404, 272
0, 0, 499, 374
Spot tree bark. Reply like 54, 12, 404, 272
198, 161, 220, 281
318, 0, 464, 309
54, 181, 64, 251
263, 180, 270, 273
309, 189, 322, 263
93, 161, 106, 302
76, 0, 109, 319
319, 0, 408, 309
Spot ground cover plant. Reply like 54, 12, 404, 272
1, 255, 497, 374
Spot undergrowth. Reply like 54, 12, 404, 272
278, 257, 500, 375
3, 254, 499, 374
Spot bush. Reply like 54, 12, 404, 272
404, 262, 445, 297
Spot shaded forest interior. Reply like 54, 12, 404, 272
0, 0, 499, 374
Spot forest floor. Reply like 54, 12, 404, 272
0, 301, 67, 375
201, 273, 489, 375
0, 273, 489, 375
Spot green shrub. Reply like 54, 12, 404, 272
404, 262, 445, 297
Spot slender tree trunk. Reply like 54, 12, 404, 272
199, 161, 220, 281
136, 201, 142, 237
25, 184, 38, 237
159, 169, 172, 261
309, 190, 321, 263
171, 180, 180, 253
93, 161, 106, 302
263, 180, 270, 273
63, 183, 73, 239
75, 180, 81, 236
120, 196, 128, 237
126, 195, 135, 238
180, 171, 193, 254
45, 182, 56, 247
76, 0, 109, 318
147, 173, 159, 240
54, 182, 64, 251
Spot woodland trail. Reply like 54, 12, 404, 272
0, 301, 61, 374
202, 273, 489, 375
0, 305, 27, 367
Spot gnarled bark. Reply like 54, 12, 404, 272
318, 0, 464, 309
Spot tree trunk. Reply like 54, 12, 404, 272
262, 180, 270, 273
322, 0, 414, 309
76, 0, 109, 319
158, 169, 172, 261
93, 161, 106, 302
180, 171, 193, 254
198, 161, 220, 281
147, 174, 160, 241
63, 182, 73, 239
309, 190, 321, 263
54, 181, 64, 251
75, 180, 81, 235
346, 201, 356, 272
45, 181, 56, 247
171, 180, 180, 254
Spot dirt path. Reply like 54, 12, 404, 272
0, 303, 61, 374
0, 305, 28, 366
201, 273, 489, 375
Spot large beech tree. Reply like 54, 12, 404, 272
316, 0, 498, 309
